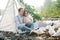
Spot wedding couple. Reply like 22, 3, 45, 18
16, 8, 34, 33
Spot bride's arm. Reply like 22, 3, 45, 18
23, 17, 27, 25
30, 18, 33, 22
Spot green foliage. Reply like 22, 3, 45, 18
41, 0, 60, 18
56, 0, 60, 9
44, 0, 52, 7
20, 0, 42, 21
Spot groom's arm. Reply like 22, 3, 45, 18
15, 16, 25, 28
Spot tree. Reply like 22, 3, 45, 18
56, 0, 60, 9
44, 0, 52, 7
41, 0, 60, 18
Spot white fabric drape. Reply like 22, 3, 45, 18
0, 0, 24, 33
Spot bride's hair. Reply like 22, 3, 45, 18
23, 10, 29, 16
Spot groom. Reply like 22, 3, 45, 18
16, 8, 30, 33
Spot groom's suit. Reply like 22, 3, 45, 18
15, 15, 30, 33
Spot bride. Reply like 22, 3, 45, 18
23, 10, 34, 29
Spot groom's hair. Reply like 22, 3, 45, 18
18, 8, 23, 12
